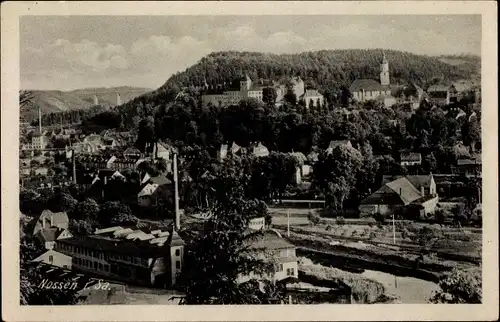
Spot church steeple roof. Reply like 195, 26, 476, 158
382, 52, 388, 64
167, 227, 185, 247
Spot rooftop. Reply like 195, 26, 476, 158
350, 79, 389, 92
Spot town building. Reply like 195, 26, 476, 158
359, 175, 438, 218
250, 142, 270, 158
452, 154, 482, 176
289, 152, 311, 184
137, 175, 173, 207
400, 152, 422, 166
36, 227, 73, 250
201, 75, 307, 108
350, 53, 393, 105
35, 225, 185, 287
300, 89, 324, 109
237, 219, 298, 284
325, 140, 353, 155
32, 210, 69, 236
426, 84, 458, 106
396, 83, 426, 110
123, 147, 142, 158
218, 142, 242, 160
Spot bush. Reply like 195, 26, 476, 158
430, 268, 482, 303
335, 216, 346, 226
308, 212, 321, 226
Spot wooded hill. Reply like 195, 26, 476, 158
119, 49, 479, 112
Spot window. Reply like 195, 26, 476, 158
289, 268, 295, 276
286, 268, 291, 276
175, 249, 180, 257
98, 263, 103, 270
93, 262, 98, 270
48, 255, 53, 263
175, 261, 181, 269
279, 264, 283, 272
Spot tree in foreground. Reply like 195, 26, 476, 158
430, 268, 482, 303
178, 160, 285, 304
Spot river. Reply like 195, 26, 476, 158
359, 269, 439, 303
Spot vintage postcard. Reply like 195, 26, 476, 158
1, 1, 498, 321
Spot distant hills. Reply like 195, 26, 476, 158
21, 86, 151, 121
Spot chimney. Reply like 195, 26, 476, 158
421, 186, 425, 196
72, 149, 77, 184
173, 153, 180, 230
38, 107, 42, 133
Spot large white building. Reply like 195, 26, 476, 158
201, 75, 306, 108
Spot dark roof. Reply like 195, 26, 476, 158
427, 85, 452, 92
57, 235, 165, 258
362, 177, 423, 206
301, 89, 323, 98
385, 177, 422, 204
428, 91, 449, 99
167, 229, 185, 247
37, 228, 64, 242
411, 194, 438, 205
350, 79, 389, 92
401, 152, 421, 162
328, 140, 351, 149
360, 185, 406, 205
405, 175, 433, 189
457, 158, 482, 166
147, 175, 172, 185
244, 230, 295, 251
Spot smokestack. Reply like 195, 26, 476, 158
116, 93, 121, 106
173, 153, 180, 230
72, 149, 77, 184
93, 94, 98, 106
38, 107, 42, 133
421, 186, 425, 196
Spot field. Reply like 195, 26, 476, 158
270, 207, 482, 260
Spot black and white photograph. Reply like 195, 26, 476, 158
2, 1, 498, 321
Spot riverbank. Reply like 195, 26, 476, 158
279, 228, 478, 283
299, 257, 439, 303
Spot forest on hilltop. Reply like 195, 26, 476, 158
118, 49, 478, 114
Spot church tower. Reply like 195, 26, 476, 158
380, 52, 390, 86
116, 93, 122, 106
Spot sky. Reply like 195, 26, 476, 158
20, 15, 481, 91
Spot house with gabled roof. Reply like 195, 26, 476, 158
426, 84, 458, 106
325, 140, 353, 155
359, 175, 438, 218
137, 175, 173, 207
237, 221, 298, 284
250, 142, 270, 158
300, 89, 324, 109
33, 210, 69, 236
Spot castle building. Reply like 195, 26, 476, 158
350, 53, 393, 104
201, 75, 306, 108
